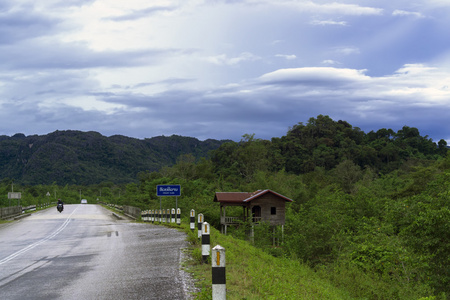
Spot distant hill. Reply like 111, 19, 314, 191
0, 130, 230, 185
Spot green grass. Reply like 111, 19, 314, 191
174, 222, 354, 300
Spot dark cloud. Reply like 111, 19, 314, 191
0, 40, 187, 70
0, 5, 62, 44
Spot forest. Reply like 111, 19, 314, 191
1, 115, 448, 299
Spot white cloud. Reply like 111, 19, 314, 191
205, 52, 261, 66
280, 1, 383, 15
322, 60, 342, 65
392, 10, 424, 18
310, 19, 348, 26
275, 54, 297, 60
333, 47, 360, 55
259, 67, 370, 85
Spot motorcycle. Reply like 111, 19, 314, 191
57, 203, 64, 213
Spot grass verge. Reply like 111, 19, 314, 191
171, 221, 354, 300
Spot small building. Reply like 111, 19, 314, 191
213, 189, 293, 235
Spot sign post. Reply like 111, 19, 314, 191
156, 185, 181, 224
8, 192, 21, 206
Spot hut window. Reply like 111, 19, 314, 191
271, 207, 276, 215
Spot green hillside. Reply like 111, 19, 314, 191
0, 130, 229, 185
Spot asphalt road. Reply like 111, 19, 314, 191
0, 204, 194, 300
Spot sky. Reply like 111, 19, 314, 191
1, 0, 450, 142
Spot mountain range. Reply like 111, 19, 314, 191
0, 130, 230, 185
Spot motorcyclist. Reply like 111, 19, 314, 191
57, 198, 64, 210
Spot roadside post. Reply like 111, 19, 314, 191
202, 222, 210, 263
198, 213, 204, 239
190, 209, 195, 231
212, 245, 226, 300
177, 208, 181, 225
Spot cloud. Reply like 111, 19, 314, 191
259, 67, 370, 86
1, 0, 450, 144
392, 10, 424, 18
205, 52, 261, 66
310, 19, 348, 26
106, 6, 177, 21
281, 1, 383, 16
333, 47, 360, 56
275, 54, 297, 60
0, 4, 62, 44
322, 60, 342, 65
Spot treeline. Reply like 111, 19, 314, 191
211, 115, 448, 182
1, 115, 448, 299
131, 115, 450, 299
0, 130, 229, 185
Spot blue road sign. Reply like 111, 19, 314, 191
157, 185, 181, 196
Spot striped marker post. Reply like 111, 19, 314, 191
212, 245, 226, 300
151, 210, 154, 223
190, 209, 195, 231
202, 222, 210, 264
159, 209, 162, 223
177, 208, 181, 225
198, 213, 204, 239
163, 209, 166, 223
171, 208, 175, 223
167, 208, 171, 223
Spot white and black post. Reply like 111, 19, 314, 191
168, 208, 172, 223
177, 208, 181, 225
212, 245, 226, 300
190, 209, 195, 231
171, 208, 175, 223
202, 222, 210, 264
198, 213, 204, 239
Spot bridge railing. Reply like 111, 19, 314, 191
0, 206, 22, 220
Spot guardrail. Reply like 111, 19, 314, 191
1, 203, 53, 220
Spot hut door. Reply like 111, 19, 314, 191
252, 206, 261, 223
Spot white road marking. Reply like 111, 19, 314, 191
0, 206, 79, 265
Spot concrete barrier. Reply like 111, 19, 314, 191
1, 206, 22, 220
112, 212, 123, 220
123, 205, 141, 220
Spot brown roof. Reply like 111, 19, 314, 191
214, 190, 293, 204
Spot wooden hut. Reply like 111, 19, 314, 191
213, 189, 293, 235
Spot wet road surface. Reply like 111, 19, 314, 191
0, 204, 193, 300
